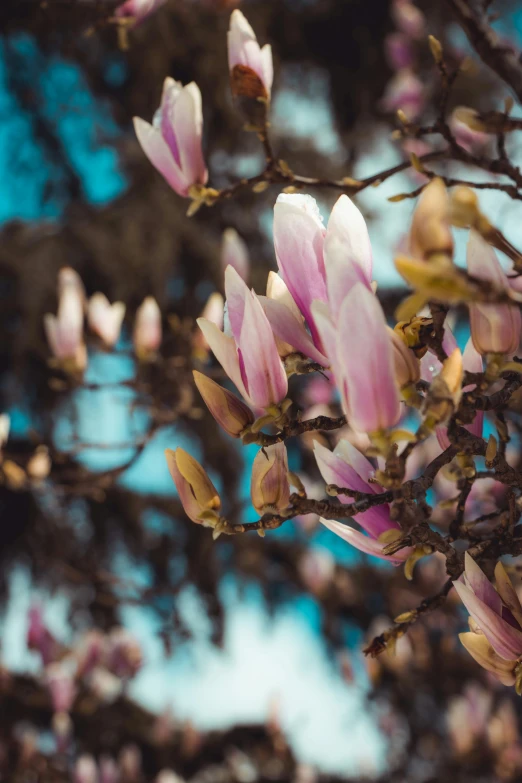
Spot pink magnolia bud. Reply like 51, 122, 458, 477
385, 32, 414, 70
193, 371, 254, 437
74, 755, 98, 783
44, 267, 87, 373
134, 78, 207, 198
391, 0, 425, 39
45, 661, 77, 713
228, 10, 273, 100
251, 442, 290, 515
165, 448, 221, 527
133, 297, 162, 360
221, 228, 249, 282
456, 553, 522, 688
467, 230, 521, 355
381, 68, 425, 121
115, 0, 166, 24
105, 628, 142, 679
87, 294, 125, 348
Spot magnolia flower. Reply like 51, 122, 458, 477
87, 293, 125, 348
313, 283, 401, 435
133, 297, 162, 360
134, 78, 207, 198
198, 266, 288, 410
115, 0, 166, 23
44, 267, 87, 372
273, 193, 372, 350
193, 371, 255, 437
380, 69, 425, 120
314, 439, 413, 564
251, 442, 290, 515
165, 448, 221, 527
193, 292, 225, 359
228, 10, 273, 100
221, 228, 250, 282
455, 553, 522, 690
467, 230, 521, 356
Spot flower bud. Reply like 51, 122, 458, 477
467, 230, 521, 356
408, 178, 453, 260
423, 348, 463, 426
251, 443, 290, 515
228, 10, 273, 100
133, 297, 162, 360
165, 448, 221, 526
45, 660, 77, 713
388, 326, 420, 387
193, 371, 254, 437
74, 755, 98, 783
87, 293, 126, 348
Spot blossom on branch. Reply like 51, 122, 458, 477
198, 266, 288, 411
115, 0, 167, 24
133, 297, 162, 360
455, 553, 522, 691
44, 267, 87, 374
251, 442, 290, 515
87, 293, 126, 348
193, 371, 255, 438
165, 448, 221, 528
133, 78, 208, 198
314, 439, 413, 564
228, 10, 273, 100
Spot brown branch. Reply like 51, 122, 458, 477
446, 0, 522, 103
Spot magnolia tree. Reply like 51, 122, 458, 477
131, 7, 522, 689
6, 0, 522, 780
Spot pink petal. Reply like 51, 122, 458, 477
319, 518, 408, 564
260, 297, 328, 365
273, 194, 327, 344
221, 229, 249, 281
196, 318, 248, 402
224, 265, 248, 345
453, 580, 522, 660
239, 292, 288, 408
324, 194, 373, 287
337, 285, 401, 432
463, 553, 502, 614
173, 83, 207, 188
133, 118, 189, 196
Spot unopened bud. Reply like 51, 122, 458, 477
428, 35, 443, 64
409, 178, 453, 260
165, 448, 221, 527
388, 326, 421, 388
452, 106, 487, 133
193, 371, 254, 438
251, 442, 290, 515
395, 254, 474, 305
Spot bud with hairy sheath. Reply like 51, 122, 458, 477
251, 443, 290, 515
165, 448, 221, 526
